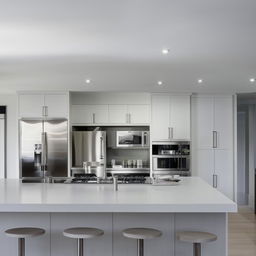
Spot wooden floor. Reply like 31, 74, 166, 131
229, 207, 256, 256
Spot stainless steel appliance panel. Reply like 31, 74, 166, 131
72, 131, 106, 178
116, 131, 149, 148
44, 119, 68, 177
20, 120, 44, 178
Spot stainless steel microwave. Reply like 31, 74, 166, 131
116, 131, 149, 148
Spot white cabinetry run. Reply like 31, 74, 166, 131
151, 94, 191, 141
70, 93, 151, 125
19, 93, 69, 118
192, 95, 234, 199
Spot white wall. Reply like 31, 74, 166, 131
0, 94, 19, 178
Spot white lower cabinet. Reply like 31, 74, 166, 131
194, 149, 214, 187
215, 149, 233, 199
0, 213, 227, 256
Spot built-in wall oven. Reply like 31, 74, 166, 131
152, 141, 190, 176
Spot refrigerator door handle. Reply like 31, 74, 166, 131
100, 136, 104, 159
41, 132, 48, 170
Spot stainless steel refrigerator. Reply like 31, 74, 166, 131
72, 131, 106, 178
20, 119, 68, 178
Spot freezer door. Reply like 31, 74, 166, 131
44, 119, 68, 177
20, 120, 43, 177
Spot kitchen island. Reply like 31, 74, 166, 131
0, 177, 236, 256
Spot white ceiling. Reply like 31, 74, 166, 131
0, 0, 256, 93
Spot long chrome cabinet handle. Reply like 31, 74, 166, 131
92, 113, 96, 124
213, 131, 217, 148
213, 174, 218, 188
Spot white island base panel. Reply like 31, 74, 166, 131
0, 212, 227, 256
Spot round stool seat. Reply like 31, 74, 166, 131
177, 231, 217, 244
5, 227, 45, 238
63, 227, 104, 239
122, 228, 162, 240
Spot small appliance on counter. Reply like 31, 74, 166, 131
152, 141, 190, 177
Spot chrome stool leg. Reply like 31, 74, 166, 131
193, 243, 201, 256
78, 238, 84, 256
18, 238, 25, 256
137, 239, 144, 256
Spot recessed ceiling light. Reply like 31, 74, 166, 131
197, 79, 203, 84
250, 78, 255, 83
157, 81, 163, 86
162, 49, 170, 55
85, 79, 91, 84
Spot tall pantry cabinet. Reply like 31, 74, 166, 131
192, 95, 234, 199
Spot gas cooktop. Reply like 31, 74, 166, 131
71, 173, 151, 184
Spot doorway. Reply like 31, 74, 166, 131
237, 94, 256, 211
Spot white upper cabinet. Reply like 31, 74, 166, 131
192, 95, 233, 150
19, 93, 68, 118
169, 95, 190, 140
128, 105, 150, 124
71, 105, 108, 124
44, 94, 69, 118
192, 96, 214, 149
151, 95, 170, 141
151, 94, 191, 141
214, 97, 233, 149
108, 105, 128, 124
19, 94, 45, 118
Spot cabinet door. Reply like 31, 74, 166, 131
169, 95, 190, 140
19, 94, 44, 118
214, 97, 233, 150
214, 149, 233, 199
193, 149, 214, 186
93, 105, 109, 124
71, 105, 93, 124
151, 95, 170, 141
45, 94, 68, 118
128, 104, 150, 124
108, 105, 128, 124
192, 96, 214, 149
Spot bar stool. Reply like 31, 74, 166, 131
122, 228, 162, 256
63, 227, 104, 256
5, 227, 45, 256
177, 231, 217, 256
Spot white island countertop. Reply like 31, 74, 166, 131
0, 177, 237, 213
